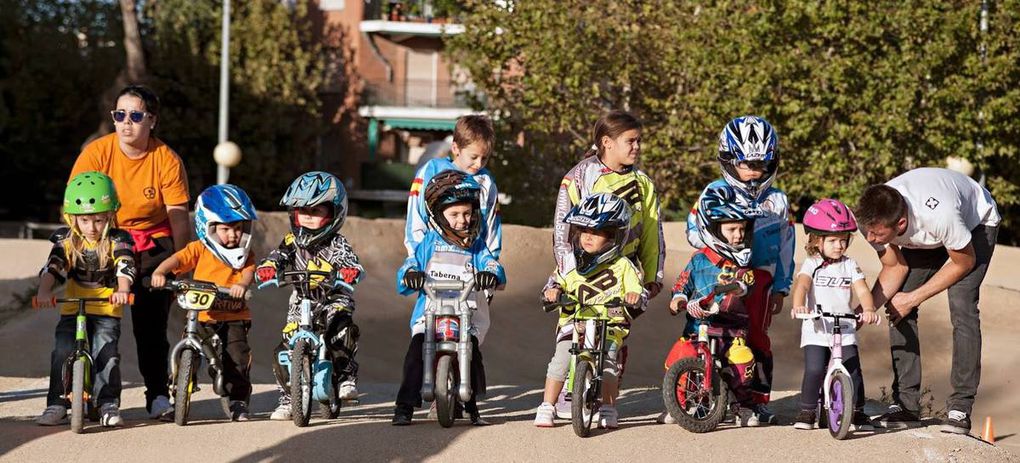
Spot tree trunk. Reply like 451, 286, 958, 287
85, 0, 147, 147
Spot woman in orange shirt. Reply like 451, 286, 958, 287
69, 85, 190, 419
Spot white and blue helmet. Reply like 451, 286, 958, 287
280, 171, 348, 247
195, 184, 258, 269
695, 185, 763, 267
718, 115, 779, 200
564, 193, 632, 275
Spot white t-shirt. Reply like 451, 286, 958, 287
798, 255, 865, 347
875, 168, 999, 251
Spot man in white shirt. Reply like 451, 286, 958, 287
855, 167, 999, 435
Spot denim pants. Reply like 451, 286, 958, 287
47, 314, 122, 408
890, 225, 997, 415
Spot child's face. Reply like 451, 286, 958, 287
442, 202, 473, 231
295, 204, 332, 230
579, 228, 614, 254
602, 129, 641, 168
451, 141, 490, 175
820, 234, 850, 260
74, 213, 110, 241
734, 161, 766, 182
213, 222, 244, 249
719, 221, 747, 246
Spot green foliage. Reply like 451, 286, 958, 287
449, 0, 1020, 242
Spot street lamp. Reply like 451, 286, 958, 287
216, 0, 233, 184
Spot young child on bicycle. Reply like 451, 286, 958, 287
667, 184, 771, 426
150, 184, 258, 421
392, 170, 505, 426
35, 172, 135, 427
790, 199, 880, 431
406, 115, 501, 262
254, 172, 364, 421
685, 115, 795, 424
534, 193, 646, 430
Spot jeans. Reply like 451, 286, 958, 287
799, 344, 865, 411
890, 225, 997, 415
132, 236, 174, 410
47, 315, 121, 408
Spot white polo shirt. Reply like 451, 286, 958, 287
875, 168, 999, 251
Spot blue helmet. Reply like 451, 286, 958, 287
280, 171, 348, 247
564, 193, 632, 275
424, 170, 482, 249
195, 184, 258, 269
718, 115, 780, 200
694, 185, 763, 267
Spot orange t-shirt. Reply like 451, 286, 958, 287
70, 133, 190, 231
171, 241, 255, 322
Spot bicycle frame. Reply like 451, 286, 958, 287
421, 277, 476, 403
819, 310, 856, 414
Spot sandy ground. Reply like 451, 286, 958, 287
1, 215, 1017, 461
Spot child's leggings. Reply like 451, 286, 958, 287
799, 344, 865, 411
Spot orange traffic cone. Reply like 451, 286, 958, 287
982, 416, 995, 444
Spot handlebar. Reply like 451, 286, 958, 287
542, 294, 629, 313
257, 270, 352, 293
144, 276, 251, 301
423, 276, 475, 305
32, 294, 135, 309
794, 304, 862, 321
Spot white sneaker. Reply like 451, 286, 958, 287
149, 395, 172, 420
270, 396, 292, 421
656, 411, 677, 424
598, 405, 619, 429
534, 402, 555, 427
338, 379, 359, 400
100, 403, 124, 427
36, 405, 68, 426
554, 390, 572, 419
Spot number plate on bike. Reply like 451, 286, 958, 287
178, 289, 215, 310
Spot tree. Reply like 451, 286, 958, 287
448, 0, 1020, 243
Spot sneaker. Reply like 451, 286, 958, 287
100, 403, 124, 427
656, 411, 677, 425
748, 404, 777, 426
470, 412, 491, 426
338, 379, 359, 401
269, 396, 291, 421
392, 411, 413, 426
554, 390, 571, 419
852, 411, 875, 431
35, 405, 68, 426
940, 410, 971, 435
229, 401, 250, 422
598, 405, 619, 429
735, 407, 757, 427
534, 402, 556, 427
876, 404, 920, 429
793, 409, 817, 430
149, 395, 172, 420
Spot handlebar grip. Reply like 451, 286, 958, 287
126, 293, 135, 305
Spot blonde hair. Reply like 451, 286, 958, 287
63, 211, 118, 271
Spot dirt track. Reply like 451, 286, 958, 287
1, 215, 1018, 461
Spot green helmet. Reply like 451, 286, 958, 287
64, 171, 120, 214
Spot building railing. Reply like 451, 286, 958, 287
361, 78, 475, 108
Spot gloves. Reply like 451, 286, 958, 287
402, 270, 425, 290
686, 297, 710, 319
256, 265, 277, 283
339, 267, 361, 284
474, 271, 499, 290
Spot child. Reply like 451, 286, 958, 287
255, 172, 365, 421
35, 172, 135, 427
685, 115, 794, 424
669, 185, 771, 426
406, 115, 501, 262
790, 199, 880, 430
393, 170, 505, 426
150, 184, 258, 421
534, 193, 646, 429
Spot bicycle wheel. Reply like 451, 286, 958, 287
435, 355, 458, 428
174, 350, 198, 426
70, 357, 86, 434
826, 371, 854, 440
662, 357, 728, 433
291, 339, 313, 427
571, 359, 598, 437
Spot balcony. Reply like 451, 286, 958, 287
361, 78, 472, 109
361, 1, 464, 37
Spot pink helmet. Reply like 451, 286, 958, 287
803, 198, 857, 235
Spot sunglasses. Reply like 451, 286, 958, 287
110, 109, 151, 124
